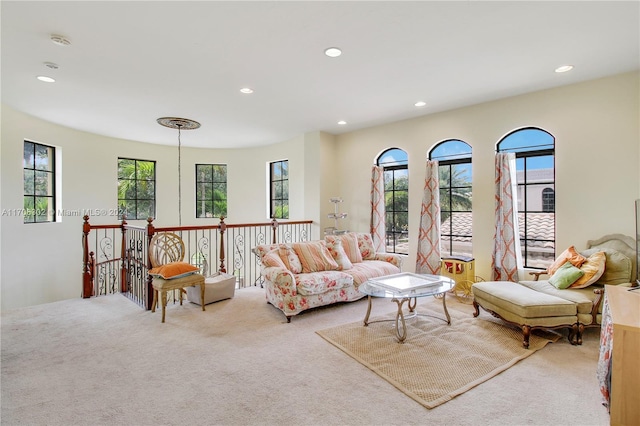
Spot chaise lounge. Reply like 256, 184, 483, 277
472, 234, 636, 348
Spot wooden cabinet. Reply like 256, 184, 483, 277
599, 285, 640, 426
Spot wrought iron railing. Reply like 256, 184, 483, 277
82, 216, 313, 309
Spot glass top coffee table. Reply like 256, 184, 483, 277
359, 272, 455, 343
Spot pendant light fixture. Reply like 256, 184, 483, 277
157, 117, 201, 226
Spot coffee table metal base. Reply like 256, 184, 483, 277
363, 293, 451, 343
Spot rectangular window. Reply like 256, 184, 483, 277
196, 164, 227, 218
270, 160, 289, 219
117, 158, 156, 220
23, 140, 56, 223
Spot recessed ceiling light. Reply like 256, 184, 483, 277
338, 120, 347, 125
414, 101, 426, 107
555, 65, 574, 73
36, 76, 55, 83
50, 34, 71, 46
324, 47, 342, 58
240, 87, 254, 94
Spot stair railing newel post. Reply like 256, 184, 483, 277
271, 218, 278, 244
145, 217, 156, 310
219, 216, 227, 273
119, 216, 128, 293
82, 215, 93, 298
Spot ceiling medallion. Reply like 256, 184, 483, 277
156, 117, 201, 130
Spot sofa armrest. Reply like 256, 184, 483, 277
261, 266, 297, 295
528, 270, 548, 281
372, 252, 404, 270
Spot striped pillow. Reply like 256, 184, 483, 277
325, 232, 362, 264
278, 245, 303, 274
292, 241, 339, 273
261, 249, 287, 269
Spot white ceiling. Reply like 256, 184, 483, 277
2, 1, 639, 149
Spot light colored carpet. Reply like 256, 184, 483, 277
1, 286, 610, 426
317, 304, 557, 409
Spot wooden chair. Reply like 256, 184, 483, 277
149, 232, 205, 323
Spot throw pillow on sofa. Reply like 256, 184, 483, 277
548, 246, 587, 276
580, 247, 632, 285
325, 233, 362, 263
262, 249, 288, 269
549, 261, 585, 289
278, 245, 303, 274
356, 233, 377, 260
292, 241, 339, 273
326, 239, 353, 270
569, 251, 606, 289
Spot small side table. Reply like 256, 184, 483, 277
441, 256, 476, 302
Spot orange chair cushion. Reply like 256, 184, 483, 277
149, 261, 199, 279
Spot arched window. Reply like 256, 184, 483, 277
377, 148, 408, 254
497, 127, 555, 269
429, 140, 472, 258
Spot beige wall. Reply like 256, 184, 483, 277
335, 72, 639, 280
1, 71, 638, 309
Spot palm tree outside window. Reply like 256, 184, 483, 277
497, 127, 555, 269
429, 140, 473, 258
196, 164, 227, 218
377, 148, 408, 255
117, 158, 156, 220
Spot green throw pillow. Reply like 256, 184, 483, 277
549, 261, 585, 289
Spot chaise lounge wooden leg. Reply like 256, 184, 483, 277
472, 300, 480, 317
286, 315, 291, 323
522, 325, 531, 349
576, 323, 584, 345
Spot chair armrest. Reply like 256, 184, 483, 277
372, 252, 404, 270
261, 266, 297, 295
528, 270, 548, 281
591, 287, 605, 324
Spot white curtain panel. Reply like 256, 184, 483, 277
370, 165, 386, 253
416, 160, 441, 274
491, 152, 523, 281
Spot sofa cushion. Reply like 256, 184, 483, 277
261, 250, 287, 269
254, 244, 281, 259
325, 233, 362, 264
293, 241, 339, 273
278, 245, 303, 274
549, 262, 584, 289
343, 260, 401, 286
149, 261, 199, 279
294, 271, 353, 296
326, 239, 353, 270
548, 246, 587, 276
580, 247, 632, 285
356, 233, 377, 260
518, 280, 599, 315
570, 251, 606, 288
472, 281, 576, 318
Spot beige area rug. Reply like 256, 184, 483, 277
317, 303, 558, 409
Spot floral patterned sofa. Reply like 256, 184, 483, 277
254, 232, 403, 322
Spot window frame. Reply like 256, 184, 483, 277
429, 139, 473, 258
269, 159, 289, 219
23, 140, 56, 224
195, 163, 228, 219
117, 157, 157, 221
497, 127, 555, 269
377, 148, 408, 255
